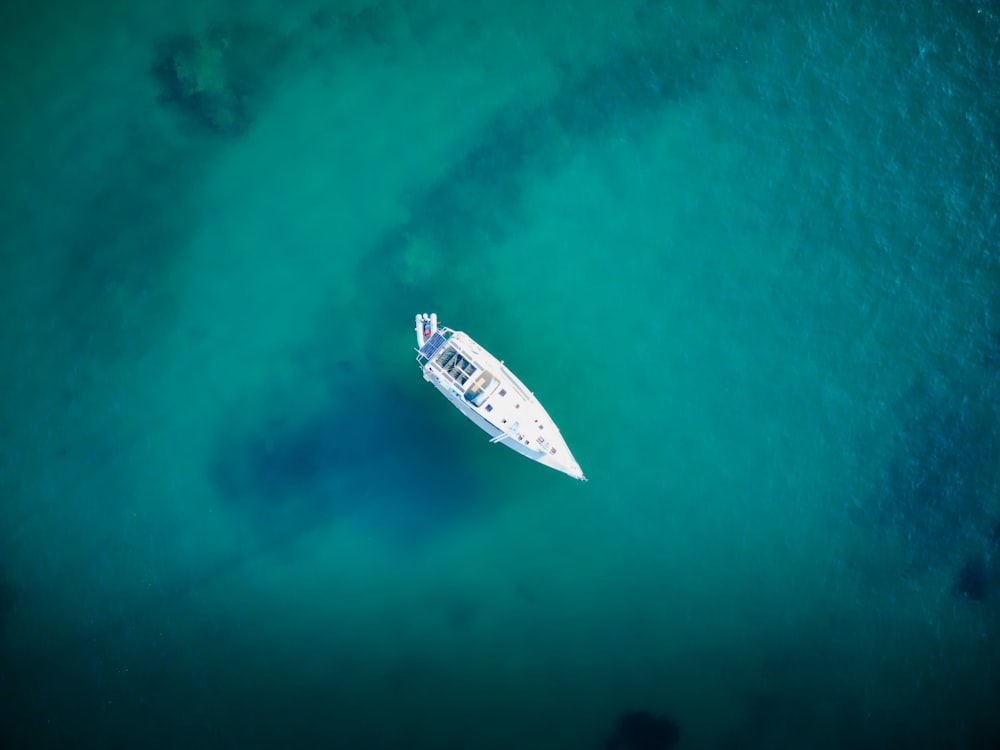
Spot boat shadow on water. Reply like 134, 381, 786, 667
208, 371, 489, 549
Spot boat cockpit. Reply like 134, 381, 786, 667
435, 346, 476, 386
434, 345, 499, 407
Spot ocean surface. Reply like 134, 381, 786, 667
1, 0, 999, 748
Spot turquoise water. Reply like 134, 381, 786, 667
2, 0, 999, 747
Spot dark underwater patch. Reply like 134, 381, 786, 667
951, 518, 1000, 602
152, 23, 291, 136
952, 556, 989, 601
209, 374, 486, 546
605, 710, 680, 750
362, 5, 781, 298
864, 374, 1000, 586
50, 121, 214, 366
53, 13, 326, 365
984, 329, 1000, 364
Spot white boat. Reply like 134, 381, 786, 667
414, 313, 586, 481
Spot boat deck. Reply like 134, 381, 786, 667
414, 317, 585, 480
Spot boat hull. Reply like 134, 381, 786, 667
415, 314, 585, 480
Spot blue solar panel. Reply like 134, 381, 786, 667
419, 331, 447, 359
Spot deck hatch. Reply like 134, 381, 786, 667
436, 346, 476, 386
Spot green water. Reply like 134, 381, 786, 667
2, 0, 999, 748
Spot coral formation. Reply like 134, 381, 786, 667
153, 24, 288, 135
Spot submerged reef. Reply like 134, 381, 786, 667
605, 710, 680, 750
153, 24, 289, 135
